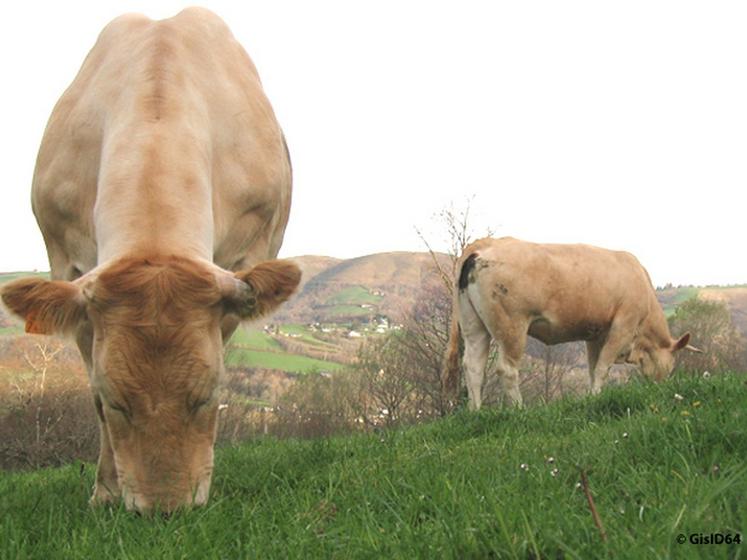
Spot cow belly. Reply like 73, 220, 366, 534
528, 316, 608, 345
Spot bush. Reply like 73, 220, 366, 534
668, 297, 747, 373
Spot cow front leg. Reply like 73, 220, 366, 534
90, 397, 120, 505
586, 340, 604, 394
589, 328, 631, 394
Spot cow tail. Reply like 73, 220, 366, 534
441, 252, 478, 399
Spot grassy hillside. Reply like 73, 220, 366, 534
1, 372, 745, 558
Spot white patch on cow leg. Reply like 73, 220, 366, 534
463, 332, 490, 410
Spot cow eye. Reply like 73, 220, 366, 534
190, 397, 211, 413
105, 401, 131, 421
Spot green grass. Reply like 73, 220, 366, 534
1, 373, 746, 558
0, 325, 23, 336
225, 348, 343, 374
327, 285, 382, 306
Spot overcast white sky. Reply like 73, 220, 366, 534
1, 1, 745, 286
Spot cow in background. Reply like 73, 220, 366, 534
442, 237, 701, 409
1, 8, 300, 513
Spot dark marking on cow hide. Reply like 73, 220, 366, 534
458, 253, 478, 291
491, 283, 509, 300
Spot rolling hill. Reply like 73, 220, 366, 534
269, 252, 452, 324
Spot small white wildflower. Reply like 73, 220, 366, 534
550, 468, 559, 477
614, 439, 620, 445
674, 393, 684, 401
702, 371, 711, 379
622, 432, 629, 439
546, 456, 555, 464
575, 482, 582, 490
218, 404, 229, 411
520, 463, 529, 471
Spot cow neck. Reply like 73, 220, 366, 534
94, 122, 214, 264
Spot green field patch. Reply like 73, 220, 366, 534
0, 271, 49, 285
225, 347, 343, 374
326, 285, 382, 306
229, 328, 282, 351
661, 286, 700, 317
278, 325, 337, 348
0, 326, 23, 336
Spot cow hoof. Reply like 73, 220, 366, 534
90, 484, 121, 506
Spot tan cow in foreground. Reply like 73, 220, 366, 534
442, 237, 700, 409
1, 9, 301, 513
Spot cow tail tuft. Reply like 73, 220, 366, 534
442, 253, 477, 400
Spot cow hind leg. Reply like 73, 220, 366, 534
492, 331, 525, 407
459, 295, 491, 410
466, 287, 525, 407
463, 332, 491, 411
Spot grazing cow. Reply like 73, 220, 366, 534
442, 237, 700, 409
1, 8, 301, 513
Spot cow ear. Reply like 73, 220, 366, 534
221, 260, 301, 319
672, 332, 702, 353
1, 277, 87, 335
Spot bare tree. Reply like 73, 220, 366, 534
356, 336, 414, 427
396, 281, 453, 417
411, 198, 502, 410
23, 342, 65, 446
415, 197, 494, 297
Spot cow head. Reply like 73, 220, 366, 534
628, 332, 701, 381
1, 255, 300, 513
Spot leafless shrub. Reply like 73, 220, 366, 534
0, 341, 97, 470
272, 373, 361, 438
668, 297, 747, 373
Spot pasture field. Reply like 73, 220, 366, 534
224, 347, 343, 374
278, 324, 338, 348
326, 285, 383, 306
228, 328, 283, 351
1, 372, 745, 558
